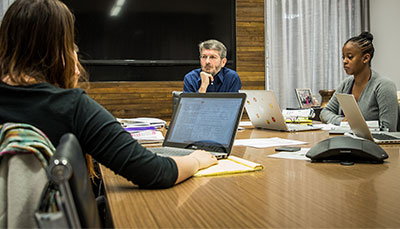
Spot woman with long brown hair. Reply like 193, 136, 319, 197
0, 0, 217, 189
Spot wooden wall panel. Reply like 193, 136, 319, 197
87, 81, 183, 120
236, 0, 265, 90
86, 0, 265, 121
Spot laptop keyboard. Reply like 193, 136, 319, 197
149, 146, 227, 159
372, 133, 400, 140
149, 147, 195, 156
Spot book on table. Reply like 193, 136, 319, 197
117, 117, 166, 143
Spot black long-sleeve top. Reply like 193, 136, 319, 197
0, 82, 178, 188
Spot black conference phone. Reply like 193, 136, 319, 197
306, 136, 388, 165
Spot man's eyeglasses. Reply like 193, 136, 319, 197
200, 55, 220, 60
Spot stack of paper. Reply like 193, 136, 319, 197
117, 117, 166, 128
320, 120, 380, 134
125, 126, 164, 143
130, 131, 164, 143
118, 118, 166, 143
282, 109, 314, 123
340, 120, 380, 131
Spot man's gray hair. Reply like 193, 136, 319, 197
199, 39, 227, 59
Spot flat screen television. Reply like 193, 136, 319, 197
62, 0, 236, 81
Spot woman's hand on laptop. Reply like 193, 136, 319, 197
172, 150, 218, 184
191, 150, 218, 170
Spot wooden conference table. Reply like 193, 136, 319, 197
100, 127, 400, 228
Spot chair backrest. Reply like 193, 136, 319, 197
172, 91, 183, 116
0, 123, 53, 228
0, 154, 48, 228
398, 104, 400, 132
47, 133, 101, 228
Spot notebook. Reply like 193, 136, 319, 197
239, 90, 321, 132
150, 93, 247, 159
336, 93, 400, 144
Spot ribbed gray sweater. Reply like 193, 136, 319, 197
320, 70, 399, 131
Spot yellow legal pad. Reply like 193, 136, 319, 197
194, 155, 264, 177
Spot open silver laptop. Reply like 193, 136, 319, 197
150, 92, 246, 159
239, 90, 321, 132
336, 93, 400, 144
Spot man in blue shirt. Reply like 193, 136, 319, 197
183, 39, 241, 93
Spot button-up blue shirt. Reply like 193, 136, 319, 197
183, 67, 241, 93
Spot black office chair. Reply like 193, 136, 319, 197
398, 104, 400, 132
172, 91, 182, 116
36, 133, 102, 228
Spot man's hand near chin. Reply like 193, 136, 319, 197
199, 71, 214, 93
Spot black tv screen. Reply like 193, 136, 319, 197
63, 0, 236, 81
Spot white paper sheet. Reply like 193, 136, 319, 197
239, 121, 253, 127
233, 137, 307, 148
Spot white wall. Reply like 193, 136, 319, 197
370, 0, 400, 89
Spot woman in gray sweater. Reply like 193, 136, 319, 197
320, 32, 398, 131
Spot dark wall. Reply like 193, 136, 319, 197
86, 0, 265, 120
64, 0, 236, 81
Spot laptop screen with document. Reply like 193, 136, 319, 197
164, 93, 246, 153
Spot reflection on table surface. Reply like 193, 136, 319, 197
101, 128, 400, 228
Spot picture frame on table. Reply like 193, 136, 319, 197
295, 88, 315, 108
